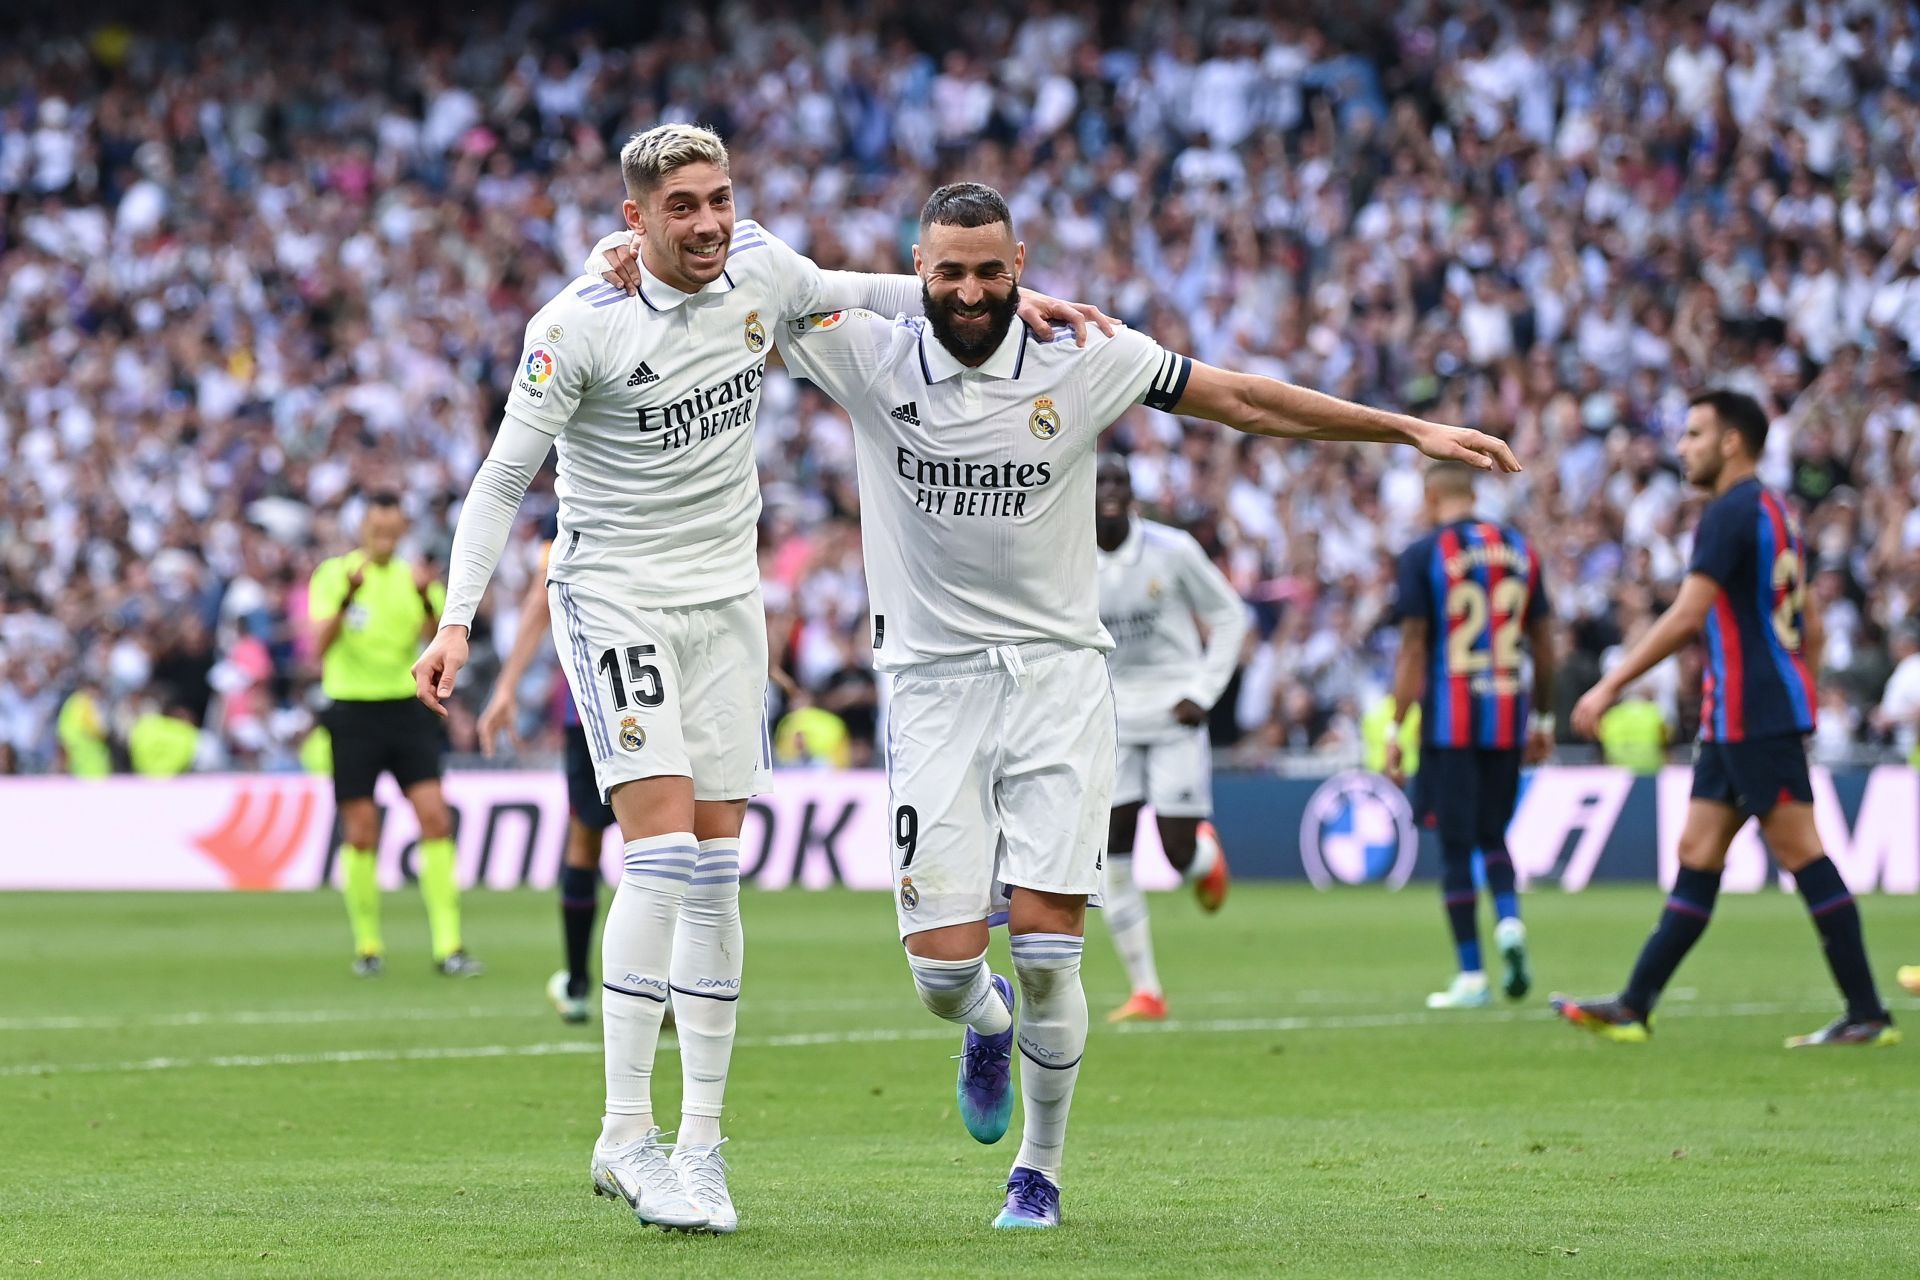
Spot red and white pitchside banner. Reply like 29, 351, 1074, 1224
0, 771, 1188, 892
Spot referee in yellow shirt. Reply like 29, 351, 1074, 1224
309, 493, 480, 978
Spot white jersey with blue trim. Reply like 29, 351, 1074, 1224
504, 220, 836, 608
1097, 516, 1251, 743
776, 309, 1193, 670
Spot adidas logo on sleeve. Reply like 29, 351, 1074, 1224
626, 363, 660, 387
889, 401, 920, 425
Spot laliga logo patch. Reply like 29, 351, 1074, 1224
1298, 770, 1418, 891
521, 346, 555, 398
619, 717, 646, 752
1029, 395, 1061, 440
744, 310, 767, 353
899, 876, 919, 911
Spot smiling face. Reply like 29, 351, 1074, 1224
913, 219, 1025, 364
626, 160, 736, 295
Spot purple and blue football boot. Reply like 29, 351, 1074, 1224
993, 1166, 1062, 1229
957, 973, 1016, 1144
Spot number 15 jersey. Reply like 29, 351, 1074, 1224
1393, 520, 1548, 750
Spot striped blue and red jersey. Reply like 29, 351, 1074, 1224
1689, 477, 1816, 742
1394, 520, 1549, 750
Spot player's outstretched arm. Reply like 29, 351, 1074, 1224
476, 548, 555, 757
414, 416, 554, 717
1170, 362, 1520, 473
1571, 574, 1718, 738
584, 231, 1117, 346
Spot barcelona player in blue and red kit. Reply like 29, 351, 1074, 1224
1387, 462, 1556, 1010
1557, 390, 1896, 1048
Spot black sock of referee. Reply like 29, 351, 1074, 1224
560, 864, 599, 999
1792, 855, 1889, 1023
1440, 840, 1482, 973
1620, 866, 1721, 1017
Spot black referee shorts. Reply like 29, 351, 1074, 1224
325, 698, 447, 805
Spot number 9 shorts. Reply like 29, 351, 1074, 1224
548, 583, 772, 804
883, 641, 1115, 940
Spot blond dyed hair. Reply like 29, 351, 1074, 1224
620, 123, 730, 198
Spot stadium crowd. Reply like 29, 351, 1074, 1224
5, 0, 1920, 776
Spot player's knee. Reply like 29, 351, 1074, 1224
1010, 931, 1084, 1001
417, 806, 453, 841
341, 805, 378, 850
907, 949, 988, 1019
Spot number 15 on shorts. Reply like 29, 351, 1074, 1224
597, 644, 665, 711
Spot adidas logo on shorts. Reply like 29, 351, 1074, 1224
889, 401, 920, 425
626, 363, 659, 387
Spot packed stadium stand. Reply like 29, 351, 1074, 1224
4, 0, 1920, 775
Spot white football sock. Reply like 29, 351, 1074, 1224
671, 837, 743, 1150
1010, 931, 1087, 1182
1183, 828, 1220, 885
907, 950, 1012, 1035
600, 832, 696, 1147
1102, 855, 1161, 997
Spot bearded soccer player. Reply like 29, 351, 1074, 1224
1555, 390, 1897, 1048
1093, 455, 1249, 1023
412, 125, 1107, 1235
771, 182, 1516, 1228
1385, 461, 1554, 1010
309, 493, 477, 977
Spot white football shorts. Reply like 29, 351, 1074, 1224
884, 641, 1116, 939
548, 583, 771, 804
1112, 726, 1213, 818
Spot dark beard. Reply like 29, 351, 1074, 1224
922, 281, 1020, 363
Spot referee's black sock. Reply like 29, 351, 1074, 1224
1792, 855, 1889, 1024
560, 864, 599, 999
1621, 866, 1721, 1018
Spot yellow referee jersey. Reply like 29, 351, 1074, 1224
309, 552, 445, 702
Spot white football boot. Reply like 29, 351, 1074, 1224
670, 1138, 738, 1234
591, 1128, 710, 1230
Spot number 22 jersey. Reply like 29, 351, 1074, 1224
1393, 520, 1548, 750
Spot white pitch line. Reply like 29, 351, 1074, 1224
0, 999, 1847, 1080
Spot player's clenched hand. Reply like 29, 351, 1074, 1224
1172, 698, 1207, 727
413, 625, 470, 719
1570, 682, 1618, 741
1016, 291, 1119, 346
1409, 421, 1520, 474
476, 688, 522, 758
595, 231, 644, 295
1525, 727, 1555, 766
1382, 739, 1407, 788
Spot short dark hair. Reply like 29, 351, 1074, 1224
365, 491, 403, 511
1689, 389, 1769, 458
919, 182, 1013, 234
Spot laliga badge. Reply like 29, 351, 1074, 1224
899, 876, 919, 911
744, 310, 767, 353
1029, 395, 1061, 440
619, 717, 646, 752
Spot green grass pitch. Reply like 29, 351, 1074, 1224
3, 884, 1916, 1278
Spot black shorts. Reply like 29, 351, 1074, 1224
1413, 747, 1521, 849
325, 698, 446, 805
565, 722, 616, 831
1691, 736, 1813, 818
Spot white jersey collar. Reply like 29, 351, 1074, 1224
918, 319, 1031, 383
635, 257, 739, 312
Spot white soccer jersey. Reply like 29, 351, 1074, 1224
503, 220, 847, 609
776, 310, 1192, 669
1097, 517, 1250, 743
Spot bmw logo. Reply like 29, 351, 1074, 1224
1298, 771, 1418, 890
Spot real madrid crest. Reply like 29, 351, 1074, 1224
1147, 578, 1163, 599
1029, 395, 1061, 440
744, 310, 767, 353
899, 876, 919, 911
619, 717, 646, 753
